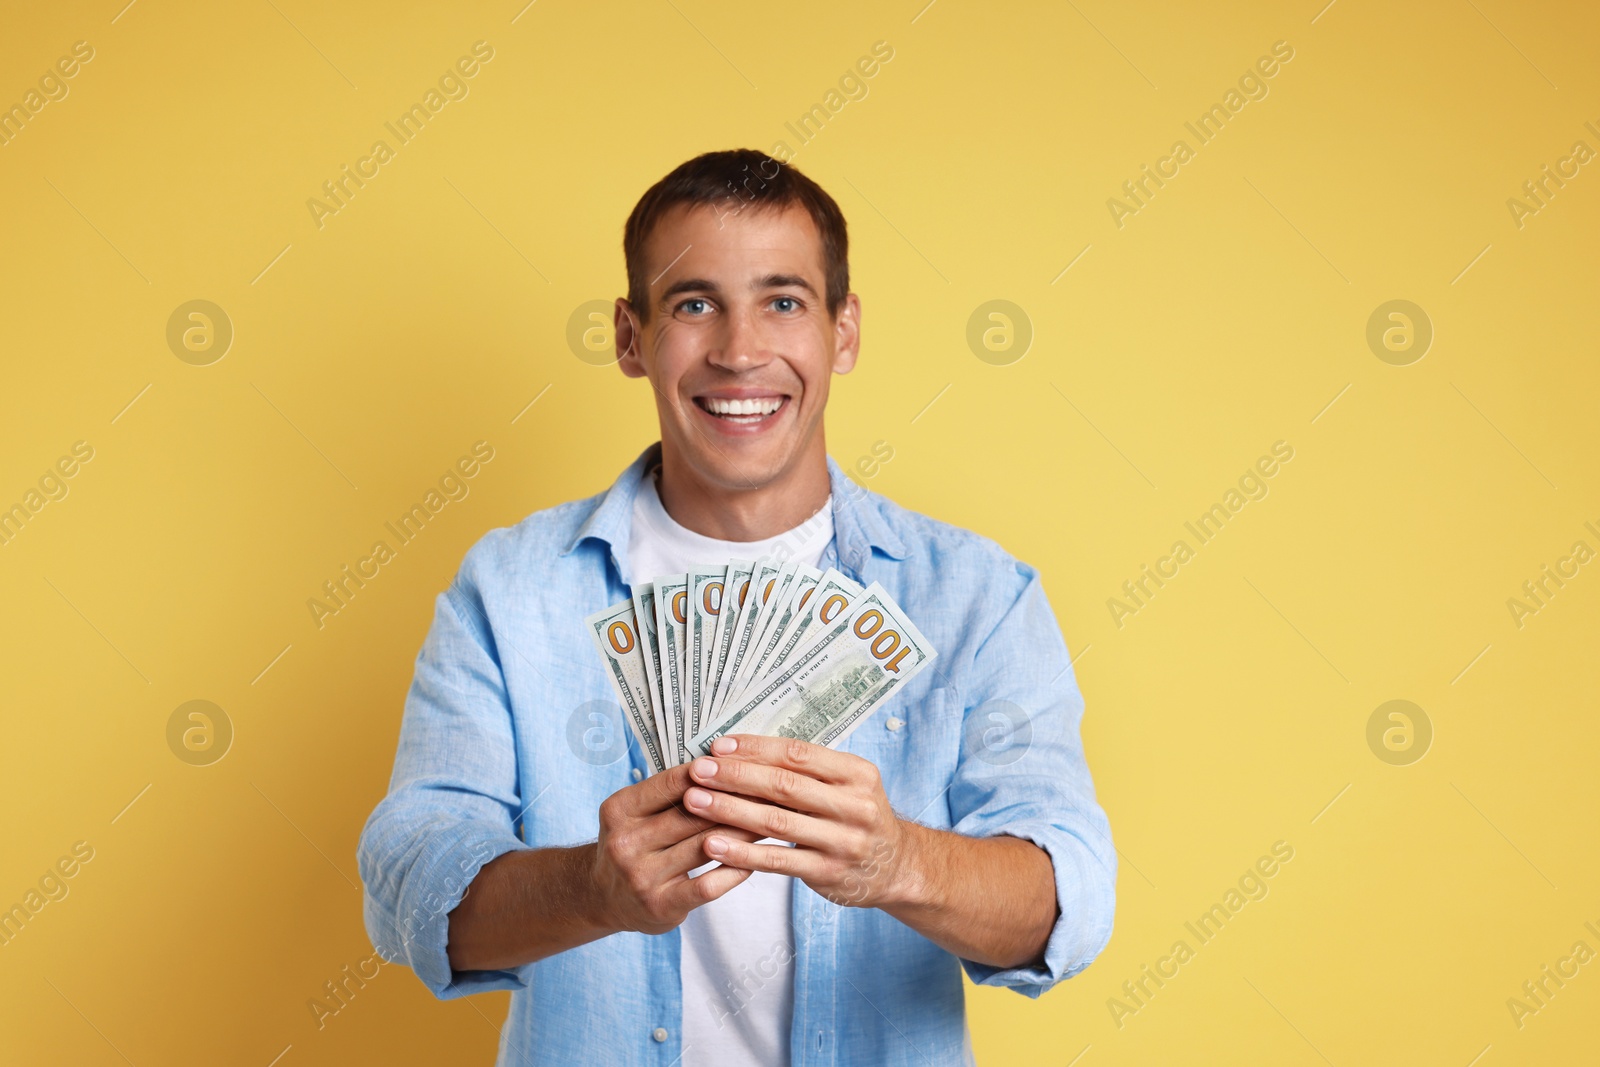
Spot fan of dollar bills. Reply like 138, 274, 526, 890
586, 559, 938, 775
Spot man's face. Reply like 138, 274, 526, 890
616, 201, 860, 492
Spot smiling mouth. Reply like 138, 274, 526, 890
693, 395, 789, 425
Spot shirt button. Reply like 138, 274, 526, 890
652, 1027, 669, 1043
886, 716, 903, 732
631, 768, 643, 782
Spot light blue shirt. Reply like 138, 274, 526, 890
357, 442, 1117, 1066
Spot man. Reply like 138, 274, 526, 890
357, 149, 1116, 1066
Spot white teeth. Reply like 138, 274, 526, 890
703, 396, 783, 417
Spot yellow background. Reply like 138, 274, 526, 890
2, 0, 1596, 1063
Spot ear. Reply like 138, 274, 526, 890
615, 298, 648, 379
830, 293, 861, 375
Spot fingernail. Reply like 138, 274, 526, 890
711, 737, 738, 755
684, 787, 711, 809
692, 758, 718, 778
705, 836, 728, 857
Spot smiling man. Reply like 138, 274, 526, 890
357, 149, 1116, 1066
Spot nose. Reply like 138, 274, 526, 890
707, 306, 770, 372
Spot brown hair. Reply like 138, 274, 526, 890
622, 149, 850, 325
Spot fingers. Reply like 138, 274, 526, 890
687, 754, 855, 820
658, 861, 752, 914
629, 802, 724, 852
707, 734, 866, 785
658, 824, 761, 877
682, 785, 835, 849
702, 836, 824, 881
608, 763, 695, 818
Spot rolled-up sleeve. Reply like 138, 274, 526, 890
946, 558, 1117, 997
356, 563, 532, 999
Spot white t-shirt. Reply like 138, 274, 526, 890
627, 465, 833, 1067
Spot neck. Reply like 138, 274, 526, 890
655, 437, 831, 541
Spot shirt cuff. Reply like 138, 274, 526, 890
957, 822, 1117, 997
365, 821, 530, 999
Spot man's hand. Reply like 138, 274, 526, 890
683, 733, 1059, 970
683, 735, 912, 909
592, 761, 762, 935
446, 763, 760, 972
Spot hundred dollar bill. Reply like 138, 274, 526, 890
585, 599, 668, 775
716, 557, 782, 720
632, 586, 671, 768
653, 573, 691, 765
712, 557, 806, 724
688, 583, 937, 757
760, 568, 861, 680
704, 559, 756, 725
712, 564, 821, 726
723, 560, 798, 712
687, 565, 727, 742
749, 564, 822, 677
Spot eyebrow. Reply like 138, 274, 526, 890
658, 272, 819, 307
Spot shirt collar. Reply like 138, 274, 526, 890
560, 441, 908, 572
559, 442, 658, 576
824, 451, 908, 570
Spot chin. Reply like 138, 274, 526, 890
671, 434, 787, 488
705, 447, 793, 490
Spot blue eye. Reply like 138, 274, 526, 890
677, 298, 711, 315
772, 296, 799, 313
